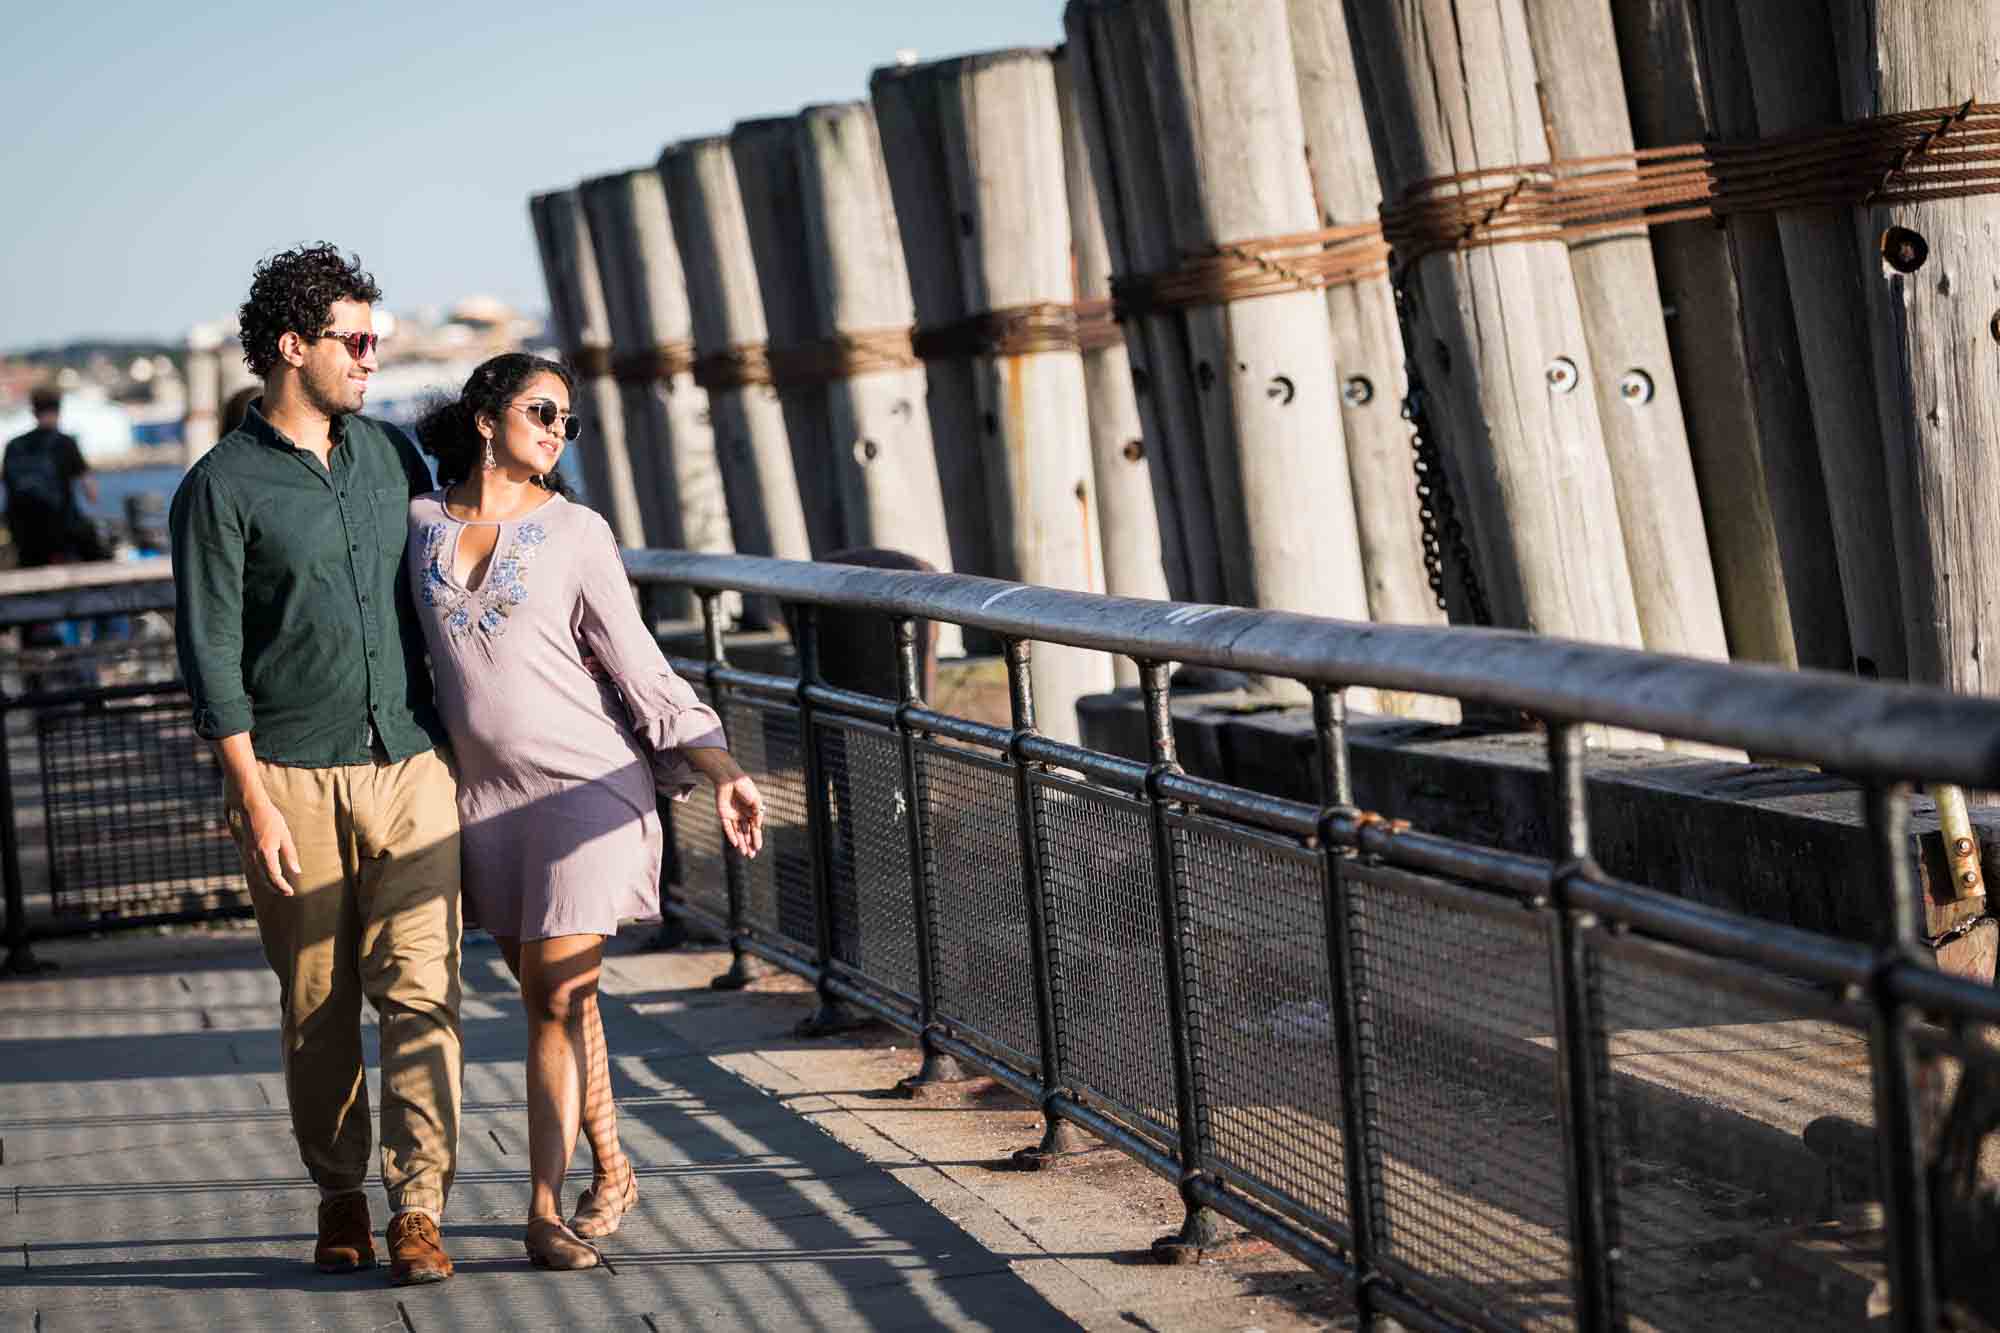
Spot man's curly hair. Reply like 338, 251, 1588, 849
237, 244, 382, 379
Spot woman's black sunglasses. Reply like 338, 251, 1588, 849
513, 399, 582, 441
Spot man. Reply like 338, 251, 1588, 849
5, 385, 100, 570
170, 244, 462, 1286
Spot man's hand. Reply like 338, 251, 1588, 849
236, 796, 302, 896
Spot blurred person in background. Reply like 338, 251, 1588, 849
5, 386, 101, 570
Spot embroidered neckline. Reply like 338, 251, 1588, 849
420, 517, 549, 640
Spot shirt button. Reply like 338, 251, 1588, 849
350, 543, 358, 553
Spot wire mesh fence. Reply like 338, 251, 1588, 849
13, 561, 2000, 1332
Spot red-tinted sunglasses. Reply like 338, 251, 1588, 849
306, 329, 379, 360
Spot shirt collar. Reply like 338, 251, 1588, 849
241, 398, 347, 453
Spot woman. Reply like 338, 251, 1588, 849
410, 353, 763, 1270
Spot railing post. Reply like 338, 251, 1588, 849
793, 603, 861, 1035
1866, 781, 1939, 1333
1006, 637, 1090, 1168
1312, 684, 1384, 1320
892, 615, 970, 1097
1141, 659, 1224, 1262
1546, 721, 1615, 1331
1, 694, 43, 977
702, 590, 765, 992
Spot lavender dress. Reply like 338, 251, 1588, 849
408, 491, 725, 939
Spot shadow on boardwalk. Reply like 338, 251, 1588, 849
0, 930, 1073, 1331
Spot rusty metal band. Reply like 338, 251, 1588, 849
1073, 299, 1125, 354
1383, 98, 2000, 264
1109, 222, 1391, 318
613, 340, 697, 384
912, 302, 1084, 359
766, 327, 921, 389
570, 344, 613, 378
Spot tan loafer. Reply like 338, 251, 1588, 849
569, 1160, 638, 1240
526, 1216, 601, 1271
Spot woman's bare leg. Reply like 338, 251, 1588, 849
495, 936, 624, 1185
516, 934, 604, 1225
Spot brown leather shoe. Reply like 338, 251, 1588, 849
386, 1212, 453, 1286
314, 1192, 375, 1273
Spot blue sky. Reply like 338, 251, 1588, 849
1, 1, 1067, 352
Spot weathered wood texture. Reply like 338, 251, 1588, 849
1346, 0, 1644, 653
730, 118, 846, 559
1834, 3, 2000, 695
872, 50, 1113, 742
528, 189, 647, 547
1062, 1, 1214, 603
1065, 0, 1373, 654
1285, 0, 1439, 633
1735, 4, 1906, 680
579, 169, 735, 565
182, 328, 219, 464
1522, 2, 1729, 663
862, 67, 1000, 584
1609, 0, 1850, 672
792, 102, 959, 592
658, 137, 815, 569
1053, 48, 1170, 619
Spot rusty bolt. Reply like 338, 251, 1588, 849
1954, 837, 1975, 858
1880, 225, 1929, 274
1964, 869, 1982, 889
1545, 356, 1579, 394
1618, 369, 1654, 406
1121, 439, 1144, 463
1342, 375, 1374, 407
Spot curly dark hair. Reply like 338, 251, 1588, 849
414, 353, 576, 496
237, 243, 382, 379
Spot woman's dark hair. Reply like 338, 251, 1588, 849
414, 353, 576, 495
238, 243, 382, 379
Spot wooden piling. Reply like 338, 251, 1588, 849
871, 50, 1114, 742
182, 326, 219, 464
858, 68, 1000, 585
1064, 0, 1373, 658
1521, 3, 1730, 663
1284, 0, 1439, 633
1062, 1, 1216, 604
529, 189, 648, 548
790, 103, 959, 584
729, 117, 848, 559
580, 168, 739, 621
1609, 0, 1851, 672
1052, 49, 1170, 618
1833, 5, 2000, 695
1346, 0, 1645, 652
657, 137, 815, 570
1734, 5, 1906, 680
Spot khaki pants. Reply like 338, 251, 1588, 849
233, 746, 463, 1217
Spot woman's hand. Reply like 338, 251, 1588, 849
716, 775, 764, 858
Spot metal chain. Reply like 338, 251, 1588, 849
1393, 275, 1492, 627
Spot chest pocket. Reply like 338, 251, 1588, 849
370, 487, 413, 561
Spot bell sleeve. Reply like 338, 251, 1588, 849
570, 511, 727, 798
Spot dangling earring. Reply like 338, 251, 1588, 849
481, 437, 496, 471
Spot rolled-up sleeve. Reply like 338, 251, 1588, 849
570, 512, 725, 795
169, 467, 253, 740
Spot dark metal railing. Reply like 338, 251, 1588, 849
7, 555, 2000, 1331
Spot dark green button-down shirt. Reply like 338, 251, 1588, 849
169, 401, 447, 766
